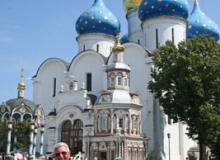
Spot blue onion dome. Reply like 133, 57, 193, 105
75, 0, 120, 36
121, 34, 129, 44
138, 0, 189, 21
187, 0, 220, 40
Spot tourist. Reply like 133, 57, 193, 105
53, 142, 71, 160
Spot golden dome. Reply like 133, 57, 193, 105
17, 81, 25, 90
123, 0, 141, 15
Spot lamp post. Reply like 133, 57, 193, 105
167, 133, 171, 160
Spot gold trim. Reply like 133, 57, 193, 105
112, 36, 125, 52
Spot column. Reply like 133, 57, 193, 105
129, 113, 132, 135
28, 121, 35, 160
137, 116, 140, 135
40, 124, 44, 155
6, 120, 13, 155
32, 126, 38, 157
13, 126, 18, 151
110, 109, 114, 134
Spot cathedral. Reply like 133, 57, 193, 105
30, 0, 220, 160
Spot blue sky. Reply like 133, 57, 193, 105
0, 0, 219, 102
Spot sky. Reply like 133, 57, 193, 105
0, 0, 220, 102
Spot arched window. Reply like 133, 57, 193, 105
124, 77, 128, 86
61, 120, 83, 155
13, 113, 21, 122
110, 77, 115, 88
61, 120, 71, 149
72, 119, 83, 154
3, 112, 9, 120
97, 44, 99, 52
52, 78, 56, 97
119, 118, 123, 128
23, 113, 32, 121
117, 73, 123, 86
156, 28, 159, 48
172, 28, 175, 44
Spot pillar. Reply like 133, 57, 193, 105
6, 120, 13, 155
32, 126, 38, 157
40, 124, 44, 155
28, 121, 35, 160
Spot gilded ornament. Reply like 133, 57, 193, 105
123, 0, 141, 14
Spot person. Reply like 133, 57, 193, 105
53, 142, 71, 160
14, 152, 27, 160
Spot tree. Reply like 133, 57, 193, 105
148, 36, 220, 160
0, 120, 30, 153
0, 121, 7, 153
15, 121, 30, 150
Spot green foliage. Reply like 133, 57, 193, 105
15, 121, 30, 149
148, 36, 220, 159
0, 121, 7, 153
0, 120, 30, 153
147, 150, 160, 160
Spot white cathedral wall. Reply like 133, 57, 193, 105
164, 122, 198, 160
56, 90, 87, 111
182, 124, 198, 159
69, 51, 106, 97
33, 59, 67, 115
142, 17, 186, 51
164, 122, 182, 160
122, 43, 197, 160
76, 33, 115, 58
120, 43, 155, 151
126, 11, 144, 45
45, 105, 86, 153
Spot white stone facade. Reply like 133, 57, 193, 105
32, 7, 197, 160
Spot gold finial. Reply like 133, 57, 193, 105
124, 0, 141, 14
17, 68, 25, 98
112, 35, 124, 52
